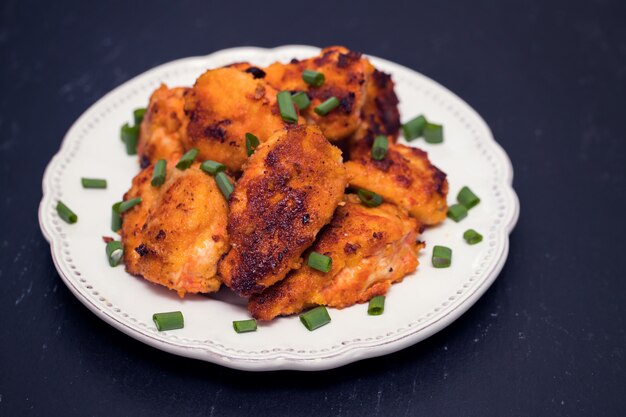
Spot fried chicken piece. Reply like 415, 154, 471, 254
218, 125, 347, 296
264, 46, 369, 141
345, 142, 448, 226
121, 160, 229, 296
248, 194, 423, 321
183, 67, 302, 172
137, 85, 188, 168
348, 61, 401, 156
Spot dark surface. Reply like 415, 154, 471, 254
1, 0, 624, 415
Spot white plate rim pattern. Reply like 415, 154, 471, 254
38, 45, 520, 371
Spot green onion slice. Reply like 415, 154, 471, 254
119, 197, 142, 213
368, 295, 386, 316
357, 189, 383, 207
300, 306, 331, 331
200, 160, 226, 175
111, 202, 122, 232
176, 148, 198, 170
447, 203, 468, 222
457, 186, 480, 209
233, 319, 257, 333
463, 229, 483, 245
292, 91, 311, 110
81, 178, 107, 189
120, 123, 139, 155
424, 123, 444, 144
245, 133, 260, 157
314, 96, 340, 116
215, 172, 234, 199
133, 108, 147, 126
308, 251, 332, 273
432, 245, 452, 268
277, 91, 298, 123
105, 240, 124, 267
371, 135, 389, 160
152, 311, 184, 331
151, 159, 167, 187
402, 115, 427, 141
56, 201, 77, 224
302, 69, 325, 87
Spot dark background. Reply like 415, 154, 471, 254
1, 0, 624, 415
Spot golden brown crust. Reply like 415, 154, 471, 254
121, 160, 229, 296
218, 125, 347, 296
264, 46, 369, 141
345, 143, 448, 225
137, 85, 188, 167
183, 67, 302, 172
248, 195, 423, 321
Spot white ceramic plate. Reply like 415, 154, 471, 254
39, 45, 519, 371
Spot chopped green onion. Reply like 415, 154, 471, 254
133, 108, 147, 126
81, 178, 107, 189
424, 123, 444, 144
357, 189, 383, 207
299, 306, 331, 331
151, 159, 167, 187
308, 251, 332, 273
233, 319, 257, 333
176, 148, 198, 170
368, 295, 386, 316
292, 91, 311, 110
402, 115, 427, 141
120, 123, 139, 155
447, 203, 468, 222
111, 202, 122, 232
277, 91, 298, 123
215, 172, 234, 199
463, 229, 483, 245
371, 135, 389, 160
119, 197, 142, 213
152, 311, 184, 331
432, 245, 452, 268
302, 69, 325, 87
200, 160, 226, 175
245, 133, 260, 157
314, 96, 340, 116
105, 240, 124, 267
457, 186, 480, 209
56, 201, 77, 224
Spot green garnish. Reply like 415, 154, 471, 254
151, 159, 167, 187
371, 135, 389, 160
401, 115, 426, 141
368, 295, 386, 316
432, 245, 452, 268
463, 229, 483, 245
111, 202, 122, 232
424, 122, 444, 144
119, 197, 142, 213
357, 189, 383, 207
152, 311, 184, 331
233, 319, 257, 333
314, 97, 340, 116
200, 160, 226, 175
105, 240, 123, 267
447, 204, 468, 222
292, 92, 311, 110
81, 178, 107, 189
457, 186, 480, 209
308, 251, 332, 273
245, 133, 260, 157
56, 201, 77, 224
133, 108, 147, 126
299, 306, 331, 331
176, 148, 198, 170
215, 172, 234, 199
277, 91, 298, 123
302, 69, 325, 87
120, 123, 139, 155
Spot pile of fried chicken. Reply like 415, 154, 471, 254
119, 46, 448, 321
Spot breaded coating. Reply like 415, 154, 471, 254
349, 61, 401, 155
248, 195, 423, 321
264, 46, 369, 141
121, 160, 229, 296
345, 142, 448, 225
218, 125, 347, 296
137, 85, 188, 168
183, 67, 301, 172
